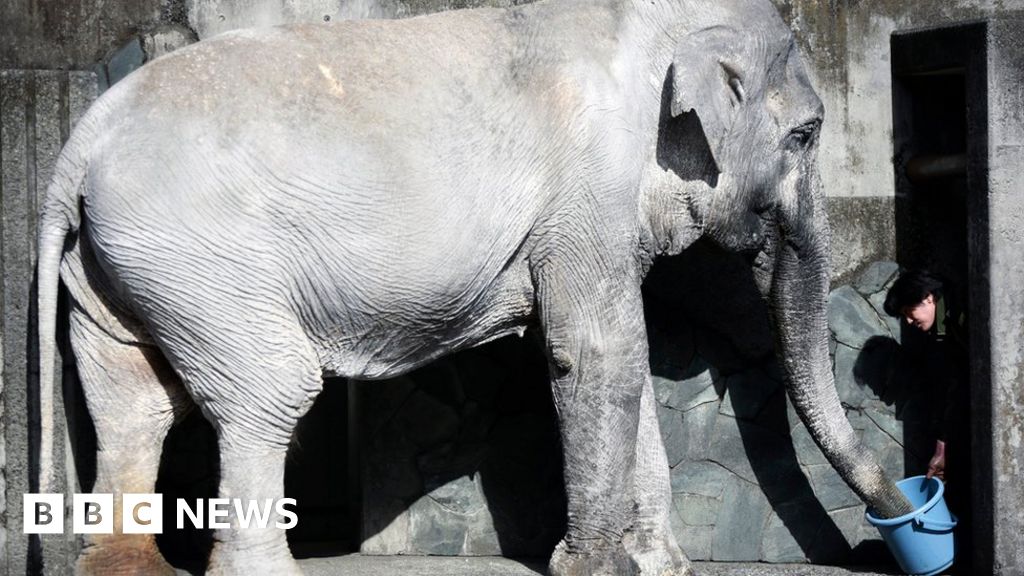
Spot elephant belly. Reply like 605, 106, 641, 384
312, 260, 537, 380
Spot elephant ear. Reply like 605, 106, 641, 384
670, 26, 746, 168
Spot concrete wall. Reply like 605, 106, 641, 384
1, 69, 99, 576
774, 0, 1022, 200
0, 0, 166, 70
767, 0, 1024, 281
983, 18, 1024, 575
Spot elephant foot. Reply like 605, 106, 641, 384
75, 537, 175, 576
622, 529, 696, 576
548, 538, 640, 576
206, 541, 303, 576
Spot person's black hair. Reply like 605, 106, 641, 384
883, 269, 945, 317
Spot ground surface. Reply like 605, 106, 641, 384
288, 556, 906, 575
168, 552, 933, 575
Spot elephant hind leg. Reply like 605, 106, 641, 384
69, 305, 192, 576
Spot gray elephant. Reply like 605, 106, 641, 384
35, 0, 913, 574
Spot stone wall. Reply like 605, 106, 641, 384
357, 339, 565, 558
357, 251, 937, 564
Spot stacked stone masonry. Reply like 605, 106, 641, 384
358, 259, 939, 564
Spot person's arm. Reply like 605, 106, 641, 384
929, 335, 967, 482
927, 439, 946, 481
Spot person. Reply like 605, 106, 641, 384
882, 269, 968, 481
884, 268, 971, 573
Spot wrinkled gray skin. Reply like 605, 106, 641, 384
36, 0, 914, 574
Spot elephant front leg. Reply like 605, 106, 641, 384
624, 376, 694, 576
536, 265, 677, 576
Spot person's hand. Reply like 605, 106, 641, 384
927, 439, 946, 481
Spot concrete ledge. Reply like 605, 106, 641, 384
176, 556, 908, 576
692, 563, 902, 575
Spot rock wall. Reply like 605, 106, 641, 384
654, 255, 947, 563
357, 339, 565, 557
357, 255, 939, 564
648, 258, 929, 563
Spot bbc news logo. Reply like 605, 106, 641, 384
24, 494, 298, 534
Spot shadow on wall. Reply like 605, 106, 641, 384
643, 241, 850, 563
643, 251, 934, 564
140, 333, 566, 571
355, 336, 566, 560
853, 336, 934, 478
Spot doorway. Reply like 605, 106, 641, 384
891, 22, 991, 575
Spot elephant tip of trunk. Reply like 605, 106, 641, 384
862, 469, 916, 519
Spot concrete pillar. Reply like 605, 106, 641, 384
0, 69, 97, 576
986, 17, 1024, 575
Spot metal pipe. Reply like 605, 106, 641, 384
905, 153, 967, 183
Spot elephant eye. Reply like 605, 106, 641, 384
787, 119, 821, 149
728, 76, 746, 104
721, 62, 746, 105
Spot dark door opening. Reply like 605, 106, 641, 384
285, 378, 356, 558
891, 23, 991, 575
154, 379, 358, 571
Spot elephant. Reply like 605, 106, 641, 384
35, 0, 914, 574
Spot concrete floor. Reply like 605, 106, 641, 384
287, 556, 906, 576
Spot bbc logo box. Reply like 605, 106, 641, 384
24, 494, 297, 534
24, 494, 162, 534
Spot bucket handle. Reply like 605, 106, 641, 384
913, 513, 958, 532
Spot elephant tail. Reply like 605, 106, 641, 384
36, 119, 91, 493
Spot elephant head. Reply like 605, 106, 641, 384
658, 14, 914, 518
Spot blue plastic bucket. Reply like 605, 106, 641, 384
865, 476, 957, 576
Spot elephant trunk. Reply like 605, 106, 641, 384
769, 169, 914, 519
